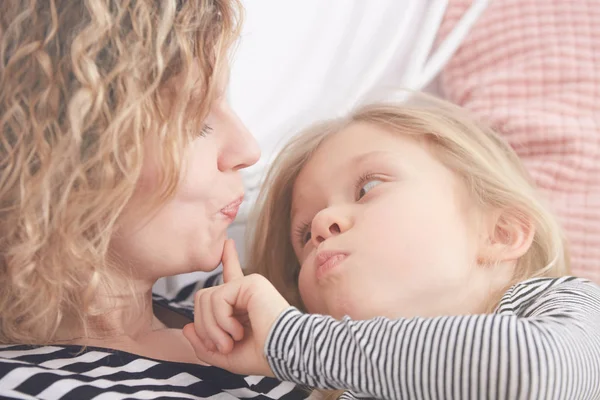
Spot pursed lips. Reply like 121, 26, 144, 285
220, 195, 244, 220
315, 250, 348, 280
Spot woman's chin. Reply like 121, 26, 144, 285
186, 259, 220, 274
189, 240, 226, 273
158, 237, 226, 277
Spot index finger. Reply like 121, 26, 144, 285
222, 239, 244, 283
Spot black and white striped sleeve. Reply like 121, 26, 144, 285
264, 277, 600, 400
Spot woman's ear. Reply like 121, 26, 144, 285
477, 210, 535, 264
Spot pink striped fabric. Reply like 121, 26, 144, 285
438, 0, 600, 283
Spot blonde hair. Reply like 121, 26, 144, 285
247, 95, 570, 311
0, 0, 242, 344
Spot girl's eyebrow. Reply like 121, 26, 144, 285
290, 151, 395, 222
290, 201, 305, 230
348, 150, 395, 167
291, 191, 318, 234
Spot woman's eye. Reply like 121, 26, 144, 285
199, 124, 213, 137
358, 180, 383, 199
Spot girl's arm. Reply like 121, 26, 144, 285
266, 277, 600, 400
182, 242, 600, 399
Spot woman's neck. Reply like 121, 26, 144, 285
47, 273, 206, 365
53, 283, 204, 364
54, 278, 165, 344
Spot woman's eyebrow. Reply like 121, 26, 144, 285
188, 68, 229, 100
214, 68, 230, 97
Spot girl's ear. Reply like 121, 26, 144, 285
477, 210, 535, 265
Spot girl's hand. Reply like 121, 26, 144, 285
182, 239, 290, 377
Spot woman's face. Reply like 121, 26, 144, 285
111, 65, 260, 280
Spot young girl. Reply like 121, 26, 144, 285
182, 97, 600, 399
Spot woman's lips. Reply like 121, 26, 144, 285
220, 196, 243, 220
315, 251, 347, 279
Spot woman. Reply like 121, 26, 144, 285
0, 0, 308, 398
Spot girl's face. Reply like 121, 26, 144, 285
110, 65, 260, 281
290, 122, 502, 320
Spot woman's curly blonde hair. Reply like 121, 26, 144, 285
0, 0, 241, 344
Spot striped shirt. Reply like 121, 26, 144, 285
0, 288, 309, 400
266, 277, 600, 400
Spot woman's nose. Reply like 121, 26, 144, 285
218, 106, 261, 171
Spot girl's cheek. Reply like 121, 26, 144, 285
297, 269, 315, 310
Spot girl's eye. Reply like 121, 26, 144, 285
294, 222, 312, 247
358, 179, 383, 199
199, 124, 213, 137
303, 231, 312, 245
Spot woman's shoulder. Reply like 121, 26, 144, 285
0, 343, 309, 399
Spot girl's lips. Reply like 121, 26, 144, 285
315, 251, 347, 279
220, 196, 243, 220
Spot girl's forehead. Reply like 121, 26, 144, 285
289, 126, 450, 218
293, 124, 422, 181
